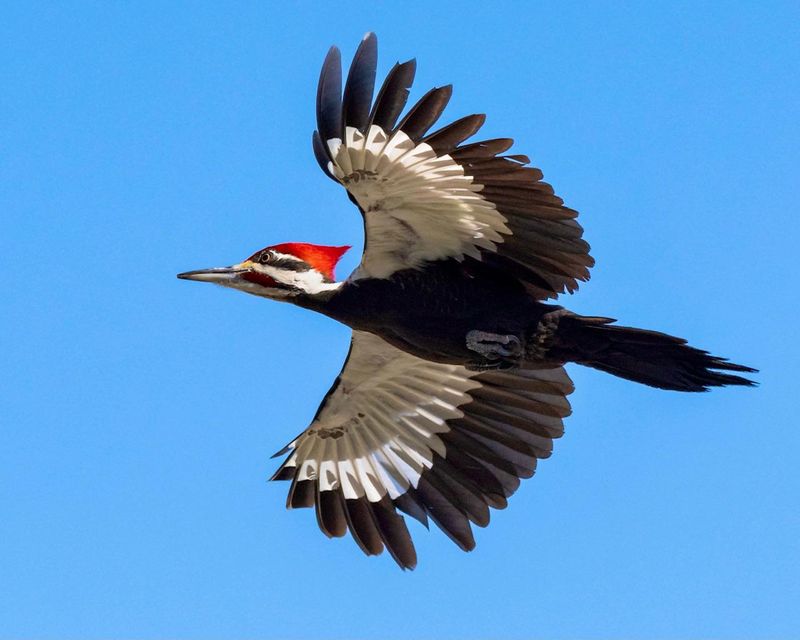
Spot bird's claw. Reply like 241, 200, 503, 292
466, 330, 523, 364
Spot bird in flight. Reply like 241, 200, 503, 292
178, 33, 755, 569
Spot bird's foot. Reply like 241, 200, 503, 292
465, 359, 516, 372
466, 330, 523, 364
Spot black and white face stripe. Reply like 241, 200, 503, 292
270, 331, 573, 569
312, 33, 594, 299
248, 252, 342, 297
233, 251, 342, 297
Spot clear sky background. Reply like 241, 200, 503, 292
2, 2, 798, 638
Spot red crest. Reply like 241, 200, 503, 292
269, 243, 351, 281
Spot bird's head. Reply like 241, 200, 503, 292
177, 242, 350, 300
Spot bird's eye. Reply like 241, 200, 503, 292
258, 250, 273, 264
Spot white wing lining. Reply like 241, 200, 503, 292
327, 126, 510, 279
271, 329, 574, 568
280, 331, 481, 500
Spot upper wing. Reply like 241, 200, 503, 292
270, 330, 574, 569
312, 33, 594, 299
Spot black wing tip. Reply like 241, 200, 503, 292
318, 45, 342, 86
316, 46, 343, 142
270, 445, 291, 459
391, 57, 417, 74
342, 31, 379, 132
319, 45, 342, 80
368, 57, 418, 132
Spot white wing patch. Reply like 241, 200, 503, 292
326, 125, 510, 279
279, 331, 482, 501
273, 326, 575, 563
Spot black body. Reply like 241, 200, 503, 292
299, 261, 755, 391
301, 258, 555, 364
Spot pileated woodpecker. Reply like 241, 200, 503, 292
178, 33, 755, 569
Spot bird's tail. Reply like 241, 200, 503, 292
547, 314, 757, 392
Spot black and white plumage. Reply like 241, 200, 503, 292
312, 34, 592, 297
178, 33, 755, 569
270, 331, 572, 569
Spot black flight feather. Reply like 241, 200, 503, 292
316, 46, 343, 145
369, 59, 417, 132
341, 33, 378, 133
424, 114, 486, 154
370, 497, 417, 569
394, 85, 453, 141
342, 496, 384, 556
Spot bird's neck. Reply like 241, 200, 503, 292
291, 281, 346, 314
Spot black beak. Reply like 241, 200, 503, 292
176, 267, 249, 283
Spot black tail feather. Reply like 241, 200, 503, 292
552, 315, 757, 392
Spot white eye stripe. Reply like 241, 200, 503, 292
269, 251, 306, 264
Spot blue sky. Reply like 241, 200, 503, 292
2, 2, 798, 638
